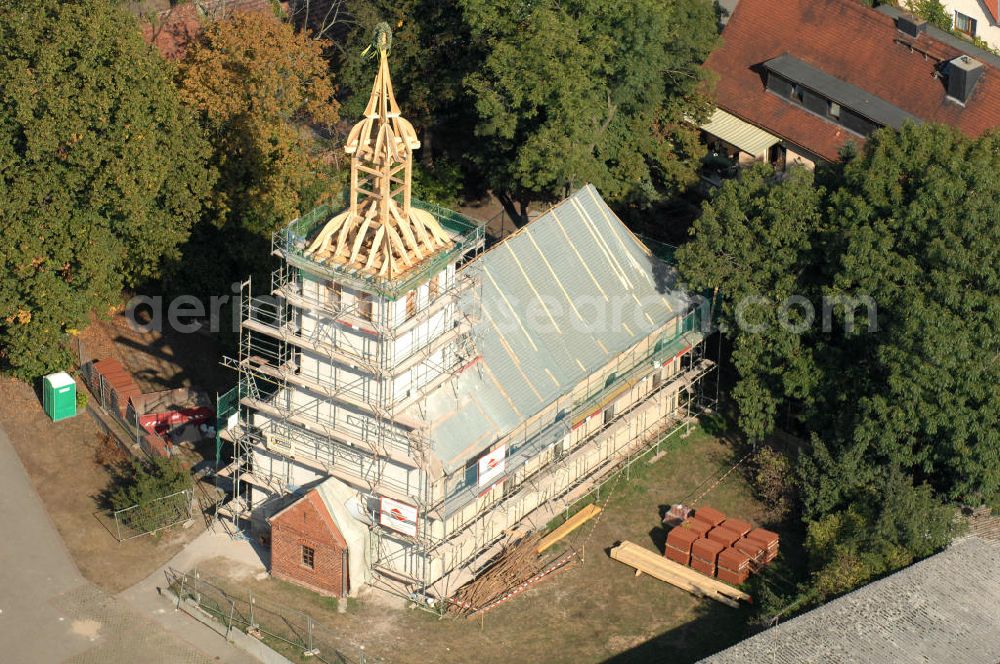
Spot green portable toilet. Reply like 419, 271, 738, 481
42, 372, 77, 422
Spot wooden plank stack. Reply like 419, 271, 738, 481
449, 533, 546, 616
537, 504, 601, 553
610, 540, 751, 608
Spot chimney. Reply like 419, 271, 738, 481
896, 14, 927, 38
947, 55, 985, 104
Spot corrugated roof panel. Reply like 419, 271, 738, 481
418, 185, 689, 471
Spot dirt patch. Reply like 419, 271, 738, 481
78, 308, 231, 397
70, 618, 102, 641
195, 430, 769, 664
0, 376, 205, 593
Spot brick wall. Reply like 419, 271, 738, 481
269, 492, 348, 597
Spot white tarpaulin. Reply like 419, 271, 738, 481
379, 496, 418, 537
314, 478, 372, 595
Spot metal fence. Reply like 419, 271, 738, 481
113, 489, 194, 541
76, 338, 175, 459
165, 568, 356, 664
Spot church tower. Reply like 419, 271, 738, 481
223, 24, 485, 588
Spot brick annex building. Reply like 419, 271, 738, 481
218, 33, 716, 601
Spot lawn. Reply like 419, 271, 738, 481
195, 423, 788, 664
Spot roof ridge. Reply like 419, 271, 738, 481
473, 184, 595, 262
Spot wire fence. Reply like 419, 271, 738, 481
166, 568, 358, 664
76, 338, 176, 459
113, 489, 194, 541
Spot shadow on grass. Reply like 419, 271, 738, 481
602, 599, 753, 664
699, 412, 730, 438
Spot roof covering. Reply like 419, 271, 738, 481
417, 185, 689, 472
44, 372, 75, 388
700, 108, 780, 155
705, 0, 1000, 162
876, 6, 1000, 71
763, 54, 919, 128
314, 477, 371, 593
702, 537, 1000, 663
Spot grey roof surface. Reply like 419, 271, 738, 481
875, 5, 1000, 70
419, 185, 688, 472
764, 54, 919, 128
702, 536, 1000, 664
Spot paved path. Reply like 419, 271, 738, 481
118, 528, 269, 661
0, 424, 254, 663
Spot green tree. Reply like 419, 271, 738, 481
174, 11, 339, 296
824, 124, 1000, 507
677, 165, 825, 441
0, 0, 213, 379
905, 0, 952, 31
680, 124, 1000, 513
679, 123, 998, 610
105, 456, 193, 512
805, 472, 958, 599
460, 0, 718, 224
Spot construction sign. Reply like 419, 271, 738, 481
379, 497, 418, 537
478, 444, 507, 488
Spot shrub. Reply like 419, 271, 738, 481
751, 446, 796, 520
104, 456, 192, 512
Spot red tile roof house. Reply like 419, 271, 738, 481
701, 0, 1000, 171
138, 0, 288, 59
942, 0, 1000, 51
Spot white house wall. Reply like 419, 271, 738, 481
942, 0, 1000, 49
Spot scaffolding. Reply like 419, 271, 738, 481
373, 304, 718, 599
218, 245, 717, 600
217, 197, 484, 603
213, 30, 720, 603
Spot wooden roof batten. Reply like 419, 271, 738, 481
305, 25, 451, 280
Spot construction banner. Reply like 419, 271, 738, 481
478, 444, 507, 488
379, 496, 418, 537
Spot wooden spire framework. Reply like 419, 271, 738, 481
306, 29, 451, 279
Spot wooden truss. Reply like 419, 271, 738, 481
306, 42, 451, 278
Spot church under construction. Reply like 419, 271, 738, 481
217, 32, 716, 603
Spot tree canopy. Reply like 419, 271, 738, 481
679, 123, 1000, 514
460, 0, 718, 223
0, 0, 213, 379
804, 471, 958, 600
679, 122, 999, 607
173, 10, 340, 296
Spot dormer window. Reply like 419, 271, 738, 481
762, 55, 914, 138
